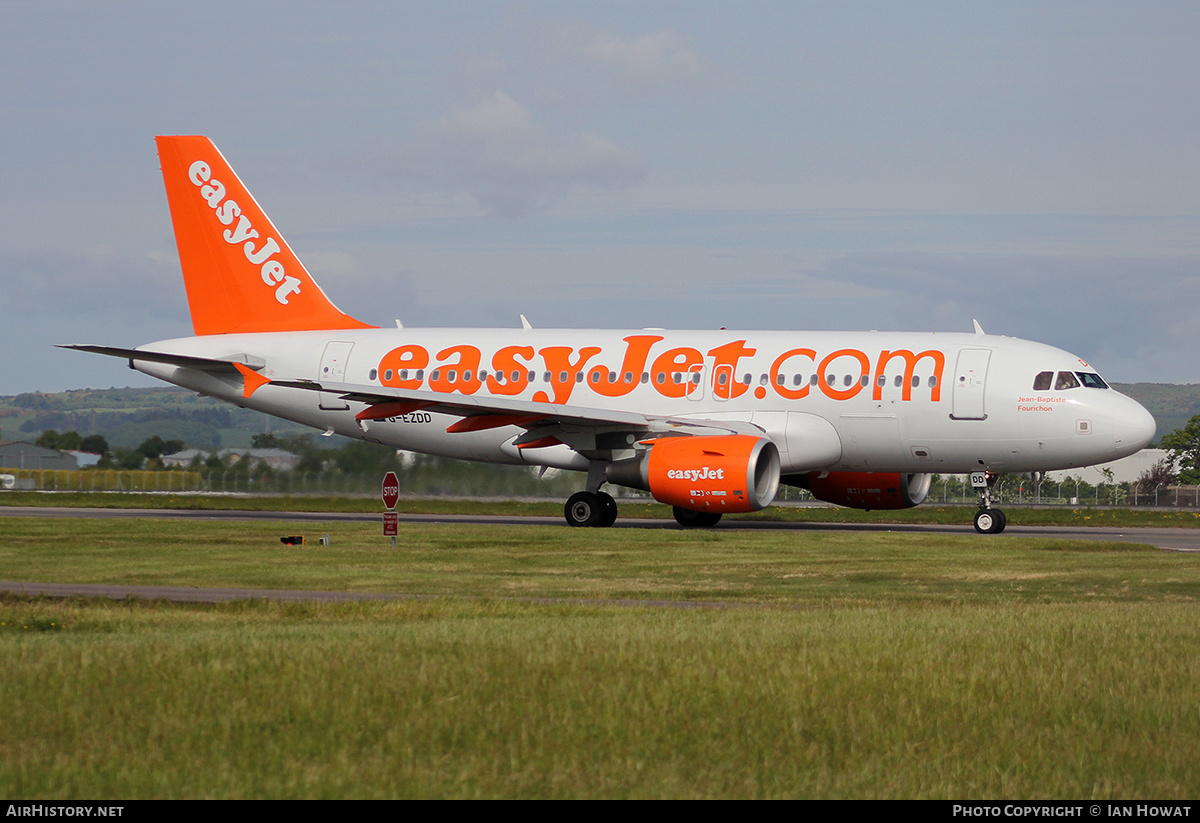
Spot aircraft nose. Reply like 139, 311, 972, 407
1113, 396, 1157, 457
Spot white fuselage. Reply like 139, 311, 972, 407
133, 327, 1157, 478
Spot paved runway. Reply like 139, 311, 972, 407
3, 504, 1199, 551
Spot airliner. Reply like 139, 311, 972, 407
65, 136, 1157, 533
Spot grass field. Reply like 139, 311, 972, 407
3, 516, 1199, 798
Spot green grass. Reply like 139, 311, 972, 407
2, 517, 1199, 798
2, 518, 1196, 603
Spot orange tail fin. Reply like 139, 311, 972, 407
155, 135, 375, 335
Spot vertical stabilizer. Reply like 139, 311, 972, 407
156, 135, 374, 335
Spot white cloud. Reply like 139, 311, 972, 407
568, 27, 706, 95
395, 91, 647, 216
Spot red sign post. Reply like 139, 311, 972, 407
382, 471, 400, 510
382, 471, 399, 546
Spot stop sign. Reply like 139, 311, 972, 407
382, 471, 399, 510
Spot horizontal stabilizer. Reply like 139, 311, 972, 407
58, 344, 265, 373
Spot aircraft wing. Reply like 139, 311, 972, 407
282, 378, 767, 443
62, 343, 766, 448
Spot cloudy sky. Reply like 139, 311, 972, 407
3, 0, 1199, 395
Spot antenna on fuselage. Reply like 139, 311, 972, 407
972, 319, 985, 335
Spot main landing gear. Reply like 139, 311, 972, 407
563, 492, 724, 528
672, 507, 722, 528
564, 490, 618, 528
970, 470, 1007, 534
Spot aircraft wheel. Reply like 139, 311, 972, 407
597, 491, 618, 527
973, 508, 1006, 534
565, 491, 602, 527
673, 507, 723, 528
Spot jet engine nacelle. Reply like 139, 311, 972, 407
802, 471, 932, 510
607, 434, 781, 513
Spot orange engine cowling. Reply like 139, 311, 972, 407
802, 471, 932, 510
607, 435, 781, 514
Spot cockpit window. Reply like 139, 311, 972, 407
1033, 371, 1053, 391
1055, 371, 1080, 390
1076, 372, 1108, 389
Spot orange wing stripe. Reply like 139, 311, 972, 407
234, 363, 271, 398
446, 414, 548, 434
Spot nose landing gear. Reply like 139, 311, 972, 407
971, 470, 1007, 534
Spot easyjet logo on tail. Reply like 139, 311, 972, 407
187, 160, 302, 305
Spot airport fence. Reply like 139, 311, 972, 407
3, 467, 1198, 507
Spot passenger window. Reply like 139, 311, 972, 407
1033, 371, 1053, 391
1055, 371, 1080, 390
369, 369, 378, 381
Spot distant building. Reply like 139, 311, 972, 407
63, 450, 103, 468
0, 441, 78, 471
160, 448, 301, 471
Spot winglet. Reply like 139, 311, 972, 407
155, 135, 376, 335
234, 362, 271, 398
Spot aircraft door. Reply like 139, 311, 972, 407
317, 341, 354, 410
951, 348, 991, 420
687, 363, 705, 401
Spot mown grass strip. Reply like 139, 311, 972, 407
3, 597, 1198, 799
2, 517, 1196, 604
3, 516, 1198, 799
